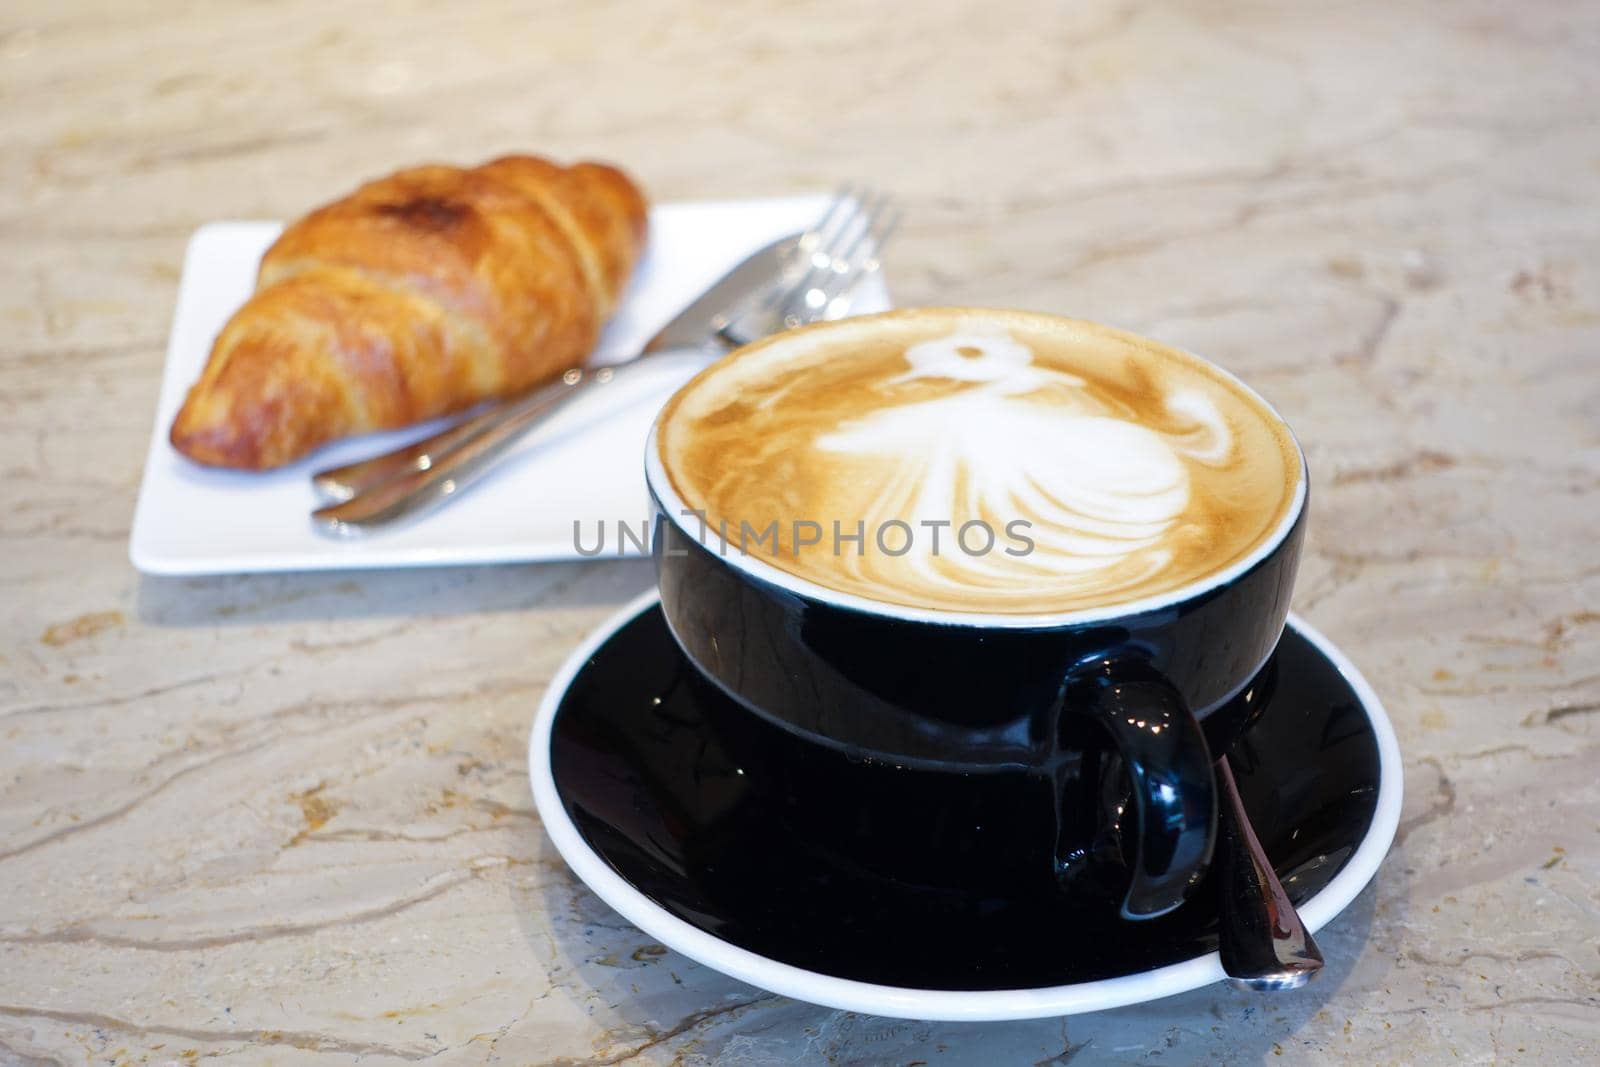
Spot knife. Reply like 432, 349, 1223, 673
643, 232, 800, 352
310, 231, 803, 503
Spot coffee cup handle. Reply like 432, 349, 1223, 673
1062, 657, 1218, 919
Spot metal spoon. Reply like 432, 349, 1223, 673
1215, 753, 1325, 990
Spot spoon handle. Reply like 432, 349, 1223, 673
1215, 754, 1325, 990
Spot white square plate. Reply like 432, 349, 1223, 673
130, 196, 892, 575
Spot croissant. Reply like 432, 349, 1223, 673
170, 155, 648, 469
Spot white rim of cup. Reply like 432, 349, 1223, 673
641, 310, 1310, 629
528, 589, 1403, 1022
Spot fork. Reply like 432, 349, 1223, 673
310, 189, 899, 535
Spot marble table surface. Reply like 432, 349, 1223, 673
2, 1, 1595, 1063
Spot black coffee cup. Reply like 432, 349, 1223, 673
643, 312, 1307, 920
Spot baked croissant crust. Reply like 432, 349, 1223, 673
169, 155, 647, 469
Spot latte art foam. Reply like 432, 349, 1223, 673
656, 309, 1302, 615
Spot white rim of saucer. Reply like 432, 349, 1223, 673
527, 589, 1403, 1022
641, 308, 1310, 630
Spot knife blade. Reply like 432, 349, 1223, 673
641, 232, 801, 352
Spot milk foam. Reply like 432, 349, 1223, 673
656, 309, 1301, 615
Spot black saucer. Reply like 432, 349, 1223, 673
533, 595, 1397, 1010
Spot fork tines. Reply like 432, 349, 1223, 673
718, 185, 899, 347
778, 186, 900, 326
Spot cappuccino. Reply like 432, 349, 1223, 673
655, 308, 1302, 615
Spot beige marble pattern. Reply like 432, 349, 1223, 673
2, 0, 1596, 1062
